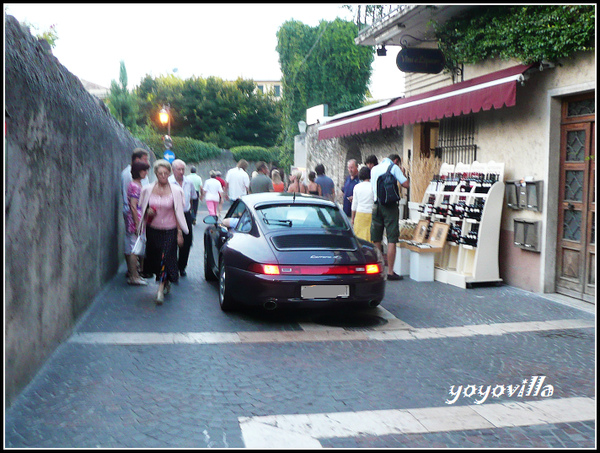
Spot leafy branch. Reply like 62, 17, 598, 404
433, 5, 595, 71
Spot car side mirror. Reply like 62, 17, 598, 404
203, 215, 219, 225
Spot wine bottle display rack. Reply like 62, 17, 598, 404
418, 161, 505, 288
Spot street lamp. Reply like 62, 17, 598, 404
159, 105, 171, 136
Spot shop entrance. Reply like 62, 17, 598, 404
556, 93, 595, 303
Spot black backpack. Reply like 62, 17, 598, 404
377, 163, 400, 205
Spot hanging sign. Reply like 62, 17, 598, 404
396, 48, 445, 74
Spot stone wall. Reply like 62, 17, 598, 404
305, 123, 404, 202
5, 15, 151, 407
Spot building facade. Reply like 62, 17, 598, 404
313, 6, 595, 302
254, 80, 282, 99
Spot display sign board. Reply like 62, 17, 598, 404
396, 47, 445, 74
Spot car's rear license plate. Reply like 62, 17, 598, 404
301, 285, 349, 299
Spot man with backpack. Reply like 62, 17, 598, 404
370, 154, 409, 281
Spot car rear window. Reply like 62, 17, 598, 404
256, 204, 348, 230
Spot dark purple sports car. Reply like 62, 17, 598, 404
203, 192, 386, 311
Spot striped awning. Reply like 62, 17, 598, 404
318, 63, 535, 140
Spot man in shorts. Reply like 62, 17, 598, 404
370, 154, 409, 281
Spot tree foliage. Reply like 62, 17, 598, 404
276, 18, 374, 168
106, 61, 138, 131
134, 75, 282, 150
230, 145, 282, 165
433, 5, 595, 70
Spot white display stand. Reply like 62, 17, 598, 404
409, 251, 435, 281
393, 246, 411, 276
418, 161, 505, 288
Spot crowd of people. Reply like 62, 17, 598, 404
120, 151, 410, 304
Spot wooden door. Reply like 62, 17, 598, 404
556, 93, 595, 302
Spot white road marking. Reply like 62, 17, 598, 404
69, 318, 594, 345
298, 306, 412, 331
239, 396, 596, 448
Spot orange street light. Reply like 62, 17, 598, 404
159, 106, 170, 136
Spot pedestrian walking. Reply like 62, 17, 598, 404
121, 148, 150, 279
169, 159, 196, 277
125, 160, 150, 285
341, 159, 360, 217
249, 161, 274, 194
271, 169, 285, 192
186, 166, 203, 225
225, 159, 250, 201
287, 170, 307, 194
306, 171, 322, 196
203, 170, 224, 216
365, 154, 379, 169
213, 170, 227, 214
138, 160, 189, 305
315, 163, 335, 202
370, 154, 409, 281
351, 166, 374, 242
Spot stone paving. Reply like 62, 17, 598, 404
4, 211, 596, 448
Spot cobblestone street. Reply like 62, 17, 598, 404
5, 210, 596, 448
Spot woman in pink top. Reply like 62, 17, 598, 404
126, 160, 150, 286
138, 160, 189, 305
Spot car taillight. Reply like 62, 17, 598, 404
249, 263, 280, 275
249, 264, 382, 275
365, 264, 381, 274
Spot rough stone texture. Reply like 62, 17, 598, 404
306, 124, 404, 202
5, 15, 150, 407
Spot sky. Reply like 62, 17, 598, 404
5, 3, 405, 100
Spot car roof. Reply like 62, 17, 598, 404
241, 192, 337, 210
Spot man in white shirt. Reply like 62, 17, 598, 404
370, 154, 409, 281
169, 159, 198, 277
186, 166, 203, 224
225, 159, 250, 201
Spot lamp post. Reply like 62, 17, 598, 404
159, 105, 171, 136
159, 105, 175, 163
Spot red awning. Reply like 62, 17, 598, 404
317, 100, 393, 140
318, 63, 535, 140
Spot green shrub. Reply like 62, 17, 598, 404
135, 130, 222, 162
230, 146, 281, 164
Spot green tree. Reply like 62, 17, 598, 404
107, 61, 139, 131
433, 5, 595, 71
134, 75, 282, 149
276, 18, 374, 168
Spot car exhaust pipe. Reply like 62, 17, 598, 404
368, 300, 380, 308
263, 300, 278, 310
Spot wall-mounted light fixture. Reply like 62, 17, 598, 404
298, 120, 307, 134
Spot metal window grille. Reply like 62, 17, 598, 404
434, 115, 477, 165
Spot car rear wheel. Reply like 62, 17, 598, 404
204, 237, 217, 281
218, 260, 236, 311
